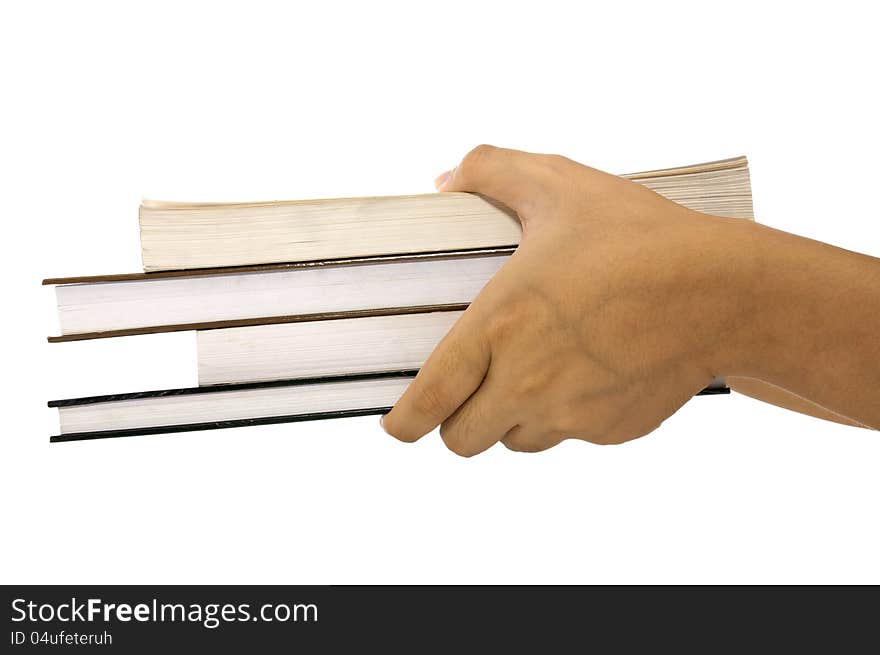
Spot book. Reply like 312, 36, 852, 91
50, 371, 418, 442
197, 308, 727, 388
45, 250, 507, 341
47, 157, 754, 341
47, 155, 749, 442
198, 309, 462, 385
49, 371, 729, 443
138, 157, 753, 271
50, 307, 729, 443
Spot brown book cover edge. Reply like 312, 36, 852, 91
47, 303, 471, 343
42, 247, 517, 285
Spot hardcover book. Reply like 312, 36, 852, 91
49, 371, 728, 443
47, 157, 753, 341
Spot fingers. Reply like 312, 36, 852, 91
501, 426, 564, 453
435, 144, 555, 218
438, 375, 518, 457
382, 308, 490, 443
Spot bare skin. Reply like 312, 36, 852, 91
726, 377, 868, 428
381, 145, 880, 456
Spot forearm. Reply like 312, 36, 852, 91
727, 377, 869, 428
718, 220, 880, 428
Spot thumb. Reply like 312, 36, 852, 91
435, 145, 553, 218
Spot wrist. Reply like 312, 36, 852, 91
709, 219, 864, 385
697, 216, 770, 380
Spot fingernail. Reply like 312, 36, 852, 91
379, 414, 389, 434
434, 169, 453, 190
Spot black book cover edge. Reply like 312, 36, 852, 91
49, 371, 729, 442
48, 370, 421, 407
50, 407, 395, 442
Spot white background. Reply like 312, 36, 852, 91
2, 1, 878, 584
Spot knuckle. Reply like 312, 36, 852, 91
531, 154, 574, 191
501, 427, 558, 453
579, 420, 633, 445
501, 440, 528, 452
440, 429, 477, 458
483, 296, 539, 342
502, 434, 546, 453
514, 368, 554, 398
549, 403, 598, 435
558, 407, 621, 443
502, 439, 535, 453
437, 420, 456, 442
439, 419, 479, 458
484, 308, 518, 341
459, 144, 497, 179
410, 382, 450, 421
451, 445, 477, 458
566, 429, 617, 446
467, 143, 497, 161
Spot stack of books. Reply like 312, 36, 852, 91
45, 156, 754, 442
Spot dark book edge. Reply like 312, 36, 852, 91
48, 370, 420, 407
50, 407, 394, 442
42, 246, 518, 285
49, 383, 728, 442
51, 390, 731, 443
698, 386, 731, 396
47, 304, 470, 343
49, 370, 730, 408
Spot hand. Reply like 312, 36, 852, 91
381, 145, 757, 455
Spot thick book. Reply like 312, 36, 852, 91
198, 308, 463, 385
50, 372, 418, 442
197, 309, 728, 388
47, 157, 753, 341
49, 371, 729, 443
45, 250, 506, 341
139, 157, 752, 271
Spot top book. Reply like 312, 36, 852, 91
139, 157, 753, 272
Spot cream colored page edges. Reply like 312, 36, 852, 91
59, 377, 411, 434
197, 311, 463, 385
142, 156, 750, 208
140, 157, 753, 271
140, 193, 522, 271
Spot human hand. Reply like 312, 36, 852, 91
381, 145, 758, 455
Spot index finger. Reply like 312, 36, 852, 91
381, 307, 490, 442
